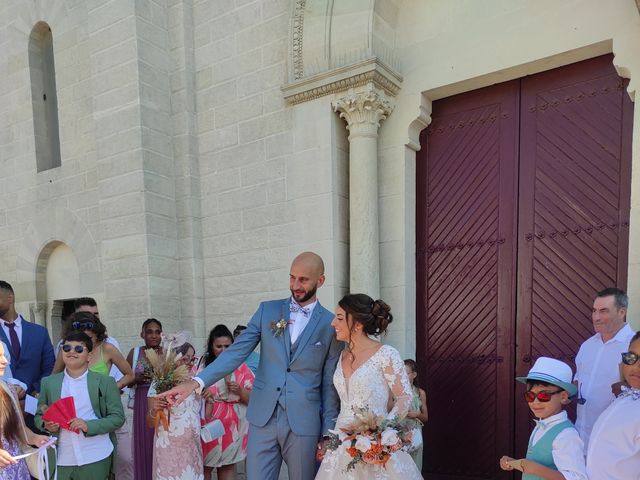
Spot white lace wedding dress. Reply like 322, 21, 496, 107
315, 344, 423, 480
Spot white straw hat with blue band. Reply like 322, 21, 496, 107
515, 357, 577, 397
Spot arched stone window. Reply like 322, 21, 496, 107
28, 22, 61, 172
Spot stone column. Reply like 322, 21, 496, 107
332, 84, 393, 298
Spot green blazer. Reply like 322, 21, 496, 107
35, 370, 125, 448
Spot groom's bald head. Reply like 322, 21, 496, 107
291, 252, 324, 276
290, 252, 325, 306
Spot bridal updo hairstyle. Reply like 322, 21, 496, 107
338, 293, 393, 337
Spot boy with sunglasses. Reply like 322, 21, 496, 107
500, 357, 587, 479
586, 331, 640, 478
35, 330, 125, 480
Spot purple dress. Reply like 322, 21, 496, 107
133, 355, 155, 480
0, 437, 29, 480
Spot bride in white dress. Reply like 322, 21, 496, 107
316, 294, 423, 480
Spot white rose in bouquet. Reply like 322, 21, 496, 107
381, 428, 400, 446
355, 436, 372, 453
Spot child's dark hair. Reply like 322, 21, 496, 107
141, 318, 163, 332
174, 342, 195, 357
404, 359, 418, 386
63, 330, 94, 352
204, 324, 233, 367
631, 330, 640, 344
526, 380, 565, 392
65, 311, 106, 341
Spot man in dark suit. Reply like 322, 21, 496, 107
0, 280, 55, 397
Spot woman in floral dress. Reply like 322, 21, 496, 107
148, 343, 203, 480
196, 325, 254, 480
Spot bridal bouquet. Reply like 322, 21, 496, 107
145, 331, 192, 430
325, 407, 416, 471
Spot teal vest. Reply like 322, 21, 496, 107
523, 419, 573, 480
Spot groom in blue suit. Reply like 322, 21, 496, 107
163, 252, 342, 480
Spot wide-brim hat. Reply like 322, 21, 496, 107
515, 357, 577, 397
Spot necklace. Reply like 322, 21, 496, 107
349, 343, 380, 355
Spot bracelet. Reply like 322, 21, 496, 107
148, 412, 157, 420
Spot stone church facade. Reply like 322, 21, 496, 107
1, 0, 640, 358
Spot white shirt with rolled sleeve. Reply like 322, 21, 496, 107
528, 411, 587, 480
574, 323, 635, 449
586, 392, 640, 479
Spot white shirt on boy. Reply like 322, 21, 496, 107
574, 323, 635, 448
586, 392, 640, 479
57, 369, 113, 466
528, 410, 587, 480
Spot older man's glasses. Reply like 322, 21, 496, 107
72, 321, 94, 330
62, 344, 87, 354
524, 390, 562, 403
621, 352, 640, 366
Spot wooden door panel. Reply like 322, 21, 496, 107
515, 54, 633, 452
416, 81, 519, 479
416, 54, 632, 478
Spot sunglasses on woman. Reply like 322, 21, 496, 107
62, 344, 87, 353
621, 351, 640, 366
72, 321, 94, 330
524, 389, 563, 403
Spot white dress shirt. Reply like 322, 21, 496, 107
57, 369, 113, 466
528, 411, 587, 480
574, 323, 635, 448
586, 392, 640, 479
1, 314, 23, 348
289, 299, 317, 345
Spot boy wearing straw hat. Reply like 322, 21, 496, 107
499, 357, 587, 480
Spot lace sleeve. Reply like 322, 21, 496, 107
382, 346, 413, 419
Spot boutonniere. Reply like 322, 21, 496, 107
270, 318, 292, 337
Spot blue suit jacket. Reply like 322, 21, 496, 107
198, 298, 342, 436
0, 316, 55, 393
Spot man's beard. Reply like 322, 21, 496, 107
291, 285, 317, 305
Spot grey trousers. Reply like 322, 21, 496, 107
246, 403, 319, 480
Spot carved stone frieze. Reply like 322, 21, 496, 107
292, 0, 306, 80
283, 57, 402, 105
332, 83, 394, 136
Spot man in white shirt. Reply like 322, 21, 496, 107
71, 297, 134, 480
574, 287, 635, 448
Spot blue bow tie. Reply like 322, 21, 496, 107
290, 302, 311, 318
619, 385, 640, 401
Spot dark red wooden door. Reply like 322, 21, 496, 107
514, 55, 633, 452
416, 81, 519, 479
416, 54, 632, 479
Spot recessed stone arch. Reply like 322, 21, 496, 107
15, 205, 102, 311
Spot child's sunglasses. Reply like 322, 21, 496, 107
62, 344, 87, 353
621, 352, 640, 366
72, 321, 94, 330
524, 389, 562, 403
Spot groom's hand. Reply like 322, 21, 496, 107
316, 438, 329, 462
157, 380, 199, 405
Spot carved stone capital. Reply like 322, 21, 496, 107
332, 83, 394, 137
29, 302, 47, 325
